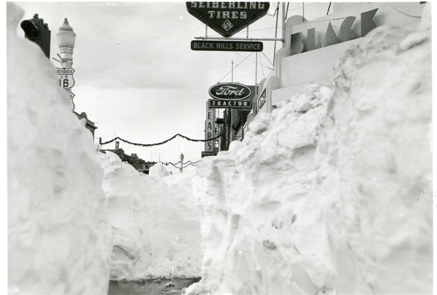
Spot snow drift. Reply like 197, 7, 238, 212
187, 5, 432, 295
98, 152, 202, 281
8, 3, 111, 295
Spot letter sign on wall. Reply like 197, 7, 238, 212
290, 8, 378, 55
205, 108, 215, 152
186, 2, 270, 37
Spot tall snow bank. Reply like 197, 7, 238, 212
98, 152, 202, 280
188, 5, 432, 295
7, 3, 112, 295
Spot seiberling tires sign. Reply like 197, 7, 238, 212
186, 2, 270, 38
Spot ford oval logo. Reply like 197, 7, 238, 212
209, 83, 251, 100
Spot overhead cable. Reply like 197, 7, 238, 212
218, 53, 253, 82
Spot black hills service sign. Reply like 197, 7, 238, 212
186, 2, 270, 37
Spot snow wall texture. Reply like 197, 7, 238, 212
99, 152, 202, 280
8, 3, 112, 295
187, 5, 432, 295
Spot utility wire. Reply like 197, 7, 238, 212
387, 3, 421, 18
233, 52, 274, 70
218, 53, 253, 82
234, 68, 270, 80
261, 52, 273, 67
203, 3, 324, 37
259, 52, 266, 79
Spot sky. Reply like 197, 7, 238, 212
12, 1, 332, 168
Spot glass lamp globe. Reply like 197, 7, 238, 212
56, 18, 76, 48
56, 18, 76, 67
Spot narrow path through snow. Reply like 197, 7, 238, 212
108, 278, 201, 295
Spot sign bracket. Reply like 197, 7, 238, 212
195, 36, 284, 42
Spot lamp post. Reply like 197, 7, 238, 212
56, 18, 76, 68
55, 18, 76, 103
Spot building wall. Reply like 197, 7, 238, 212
250, 2, 425, 115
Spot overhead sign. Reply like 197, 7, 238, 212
209, 82, 251, 100
56, 67, 75, 89
208, 99, 252, 109
191, 40, 263, 52
186, 2, 270, 37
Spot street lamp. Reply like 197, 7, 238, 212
55, 18, 77, 104
56, 18, 76, 68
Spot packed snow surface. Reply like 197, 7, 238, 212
98, 152, 202, 280
8, 3, 111, 295
187, 6, 432, 295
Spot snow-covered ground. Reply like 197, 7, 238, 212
99, 152, 202, 281
187, 5, 432, 295
7, 3, 112, 294
7, 1, 432, 294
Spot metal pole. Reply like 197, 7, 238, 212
255, 52, 258, 96
282, 2, 286, 47
229, 60, 233, 148
195, 36, 283, 42
231, 60, 233, 82
273, 4, 279, 66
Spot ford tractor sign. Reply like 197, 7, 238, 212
209, 82, 252, 100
